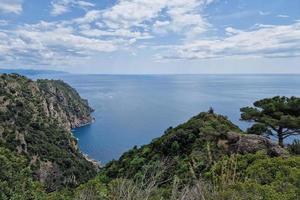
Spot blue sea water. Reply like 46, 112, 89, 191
30, 74, 300, 164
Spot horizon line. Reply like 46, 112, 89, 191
1, 68, 300, 76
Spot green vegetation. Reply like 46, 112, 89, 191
240, 96, 300, 147
0, 74, 96, 192
45, 152, 300, 200
288, 139, 300, 155
208, 153, 300, 200
0, 147, 46, 200
102, 112, 242, 186
0, 74, 299, 199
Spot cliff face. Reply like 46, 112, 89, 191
0, 73, 96, 191
37, 79, 94, 130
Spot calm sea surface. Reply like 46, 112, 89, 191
31, 74, 300, 164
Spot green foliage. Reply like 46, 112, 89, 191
209, 153, 300, 200
102, 112, 242, 188
0, 74, 96, 191
219, 180, 297, 200
246, 123, 269, 135
0, 147, 46, 200
44, 188, 74, 200
241, 96, 300, 147
55, 152, 300, 200
171, 141, 180, 153
73, 179, 108, 200
288, 139, 300, 155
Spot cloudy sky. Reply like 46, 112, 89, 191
0, 0, 299, 74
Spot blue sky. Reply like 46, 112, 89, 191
0, 0, 299, 74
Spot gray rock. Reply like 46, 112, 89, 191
225, 132, 288, 156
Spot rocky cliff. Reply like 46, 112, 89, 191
0, 73, 97, 191
37, 79, 94, 130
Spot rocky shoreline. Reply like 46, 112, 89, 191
83, 153, 102, 170
72, 117, 102, 170
73, 117, 96, 128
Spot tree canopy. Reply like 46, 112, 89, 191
240, 96, 300, 147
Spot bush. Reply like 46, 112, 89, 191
209, 153, 300, 200
288, 139, 300, 155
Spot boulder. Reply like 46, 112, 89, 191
225, 132, 288, 156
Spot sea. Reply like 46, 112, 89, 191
28, 74, 300, 164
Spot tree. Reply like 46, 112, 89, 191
240, 96, 300, 147
208, 107, 214, 114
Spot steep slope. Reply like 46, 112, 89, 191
0, 73, 96, 191
55, 111, 295, 200
103, 112, 287, 185
37, 79, 94, 129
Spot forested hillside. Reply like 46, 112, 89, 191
0, 74, 97, 194
51, 112, 299, 200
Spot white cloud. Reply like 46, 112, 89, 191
80, 27, 153, 39
259, 11, 270, 16
74, 10, 102, 24
153, 20, 171, 34
2, 0, 299, 68
0, 21, 120, 66
99, 0, 212, 37
225, 27, 242, 35
51, 2, 69, 16
68, 0, 214, 58
101, 0, 167, 28
160, 21, 300, 60
277, 14, 289, 18
72, 0, 212, 37
0, 0, 22, 14
76, 1, 95, 8
0, 20, 8, 26
51, 0, 95, 16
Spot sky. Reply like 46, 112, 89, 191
0, 0, 299, 74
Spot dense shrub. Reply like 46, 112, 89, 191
288, 139, 300, 155
0, 147, 46, 200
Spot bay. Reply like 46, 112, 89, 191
31, 74, 300, 163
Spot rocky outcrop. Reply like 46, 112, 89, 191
36, 161, 62, 192
220, 131, 288, 156
37, 79, 94, 131
0, 73, 97, 191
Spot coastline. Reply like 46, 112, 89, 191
72, 116, 101, 170
83, 153, 102, 170
76, 117, 96, 128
